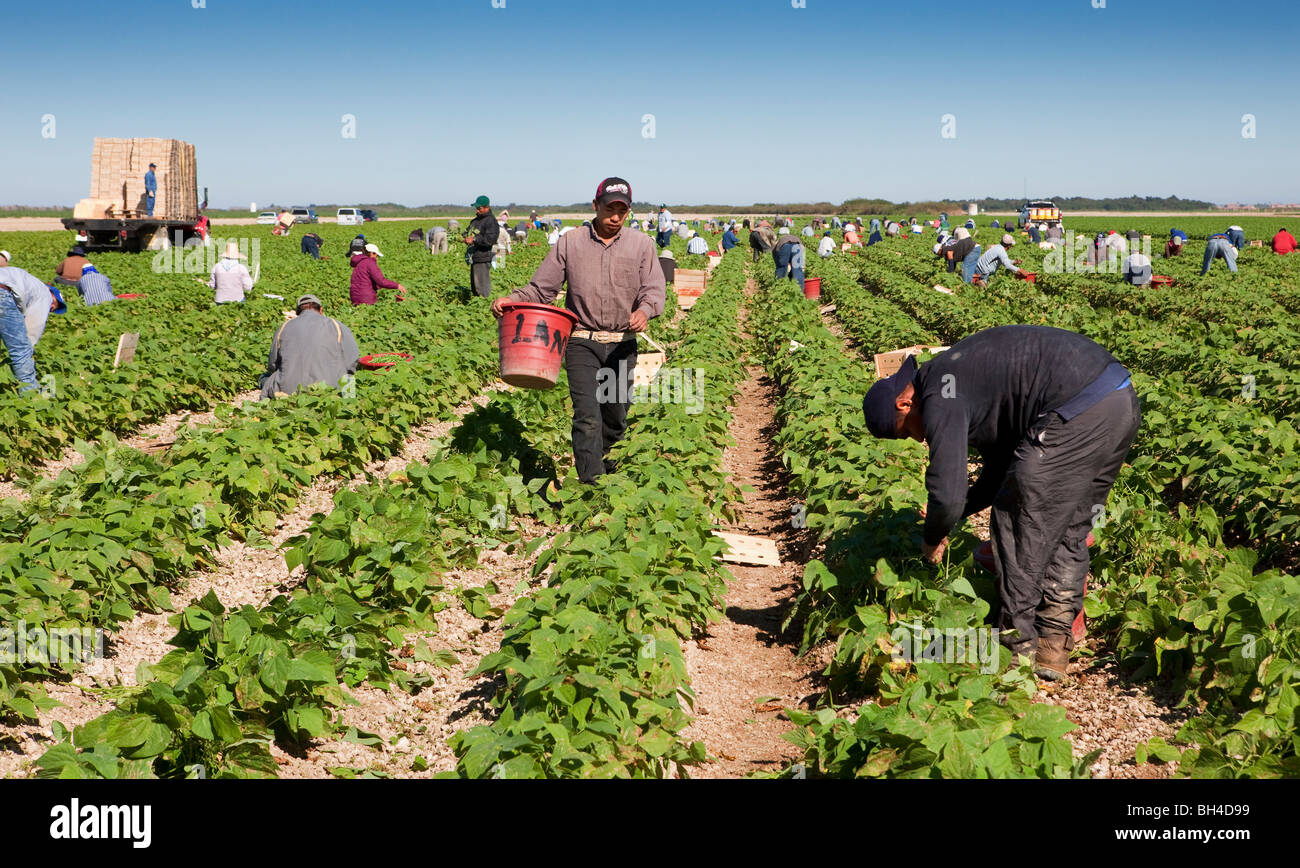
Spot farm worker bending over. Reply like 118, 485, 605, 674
260, 295, 359, 400
861, 325, 1139, 682
491, 176, 665, 485
818, 231, 835, 258
686, 232, 710, 255
77, 264, 115, 306
772, 230, 806, 291
720, 225, 739, 252
1225, 225, 1246, 249
1045, 223, 1064, 246
210, 242, 253, 303
301, 232, 325, 259
1272, 227, 1296, 255
54, 246, 90, 288
1121, 251, 1153, 287
750, 222, 777, 263
1201, 234, 1238, 274
428, 225, 448, 254
0, 265, 64, 346
350, 243, 406, 304
946, 227, 978, 279
466, 195, 500, 299
970, 234, 1022, 286
0, 274, 38, 393
1165, 228, 1187, 258
144, 162, 157, 217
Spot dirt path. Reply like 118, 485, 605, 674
0, 384, 508, 778
679, 281, 813, 778
0, 390, 261, 500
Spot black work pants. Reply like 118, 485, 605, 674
565, 338, 637, 484
470, 262, 492, 298
990, 386, 1140, 651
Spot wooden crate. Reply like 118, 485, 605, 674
675, 269, 707, 297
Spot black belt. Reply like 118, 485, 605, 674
1051, 362, 1132, 421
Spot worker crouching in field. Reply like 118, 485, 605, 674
0, 273, 39, 393
301, 232, 325, 259
969, 234, 1022, 286
492, 177, 665, 485
349, 243, 406, 304
862, 325, 1140, 682
260, 294, 359, 400
1272, 227, 1296, 255
1122, 251, 1153, 287
1164, 227, 1186, 258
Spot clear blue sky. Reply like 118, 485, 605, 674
3, 0, 1296, 207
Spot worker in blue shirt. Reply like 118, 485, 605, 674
720, 226, 738, 252
144, 163, 157, 216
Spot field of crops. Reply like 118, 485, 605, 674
0, 213, 1296, 779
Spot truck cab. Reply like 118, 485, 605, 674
1020, 200, 1062, 228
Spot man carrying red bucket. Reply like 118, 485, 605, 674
492, 177, 665, 484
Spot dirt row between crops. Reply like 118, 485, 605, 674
0, 382, 509, 778
677, 278, 816, 778
827, 302, 1188, 779
0, 390, 263, 501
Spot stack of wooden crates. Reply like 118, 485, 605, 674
82, 138, 198, 220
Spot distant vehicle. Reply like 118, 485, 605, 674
291, 207, 318, 224
1020, 200, 1062, 228
360, 209, 378, 222
337, 207, 363, 226
256, 211, 278, 225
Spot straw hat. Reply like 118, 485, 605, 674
222, 241, 246, 259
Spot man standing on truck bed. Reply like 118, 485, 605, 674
491, 177, 665, 485
861, 325, 1140, 682
466, 195, 500, 299
144, 163, 157, 217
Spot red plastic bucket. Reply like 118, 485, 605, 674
803, 277, 822, 299
1150, 275, 1174, 287
1019, 271, 1037, 283
498, 302, 579, 389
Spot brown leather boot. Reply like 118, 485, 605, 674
1034, 633, 1071, 683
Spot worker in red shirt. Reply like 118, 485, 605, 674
1272, 227, 1297, 255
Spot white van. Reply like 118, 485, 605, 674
337, 207, 362, 226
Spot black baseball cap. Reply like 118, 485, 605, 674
862, 355, 918, 439
595, 177, 632, 207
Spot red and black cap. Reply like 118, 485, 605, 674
595, 177, 632, 207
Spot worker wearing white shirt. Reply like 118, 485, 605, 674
676, 221, 691, 239
801, 225, 815, 237
686, 232, 709, 255
817, 232, 835, 258
656, 206, 674, 248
